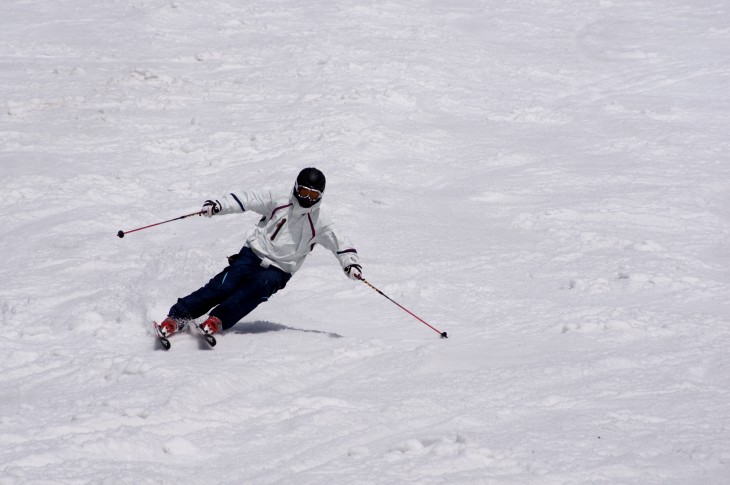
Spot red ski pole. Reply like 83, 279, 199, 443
358, 277, 448, 338
117, 211, 204, 238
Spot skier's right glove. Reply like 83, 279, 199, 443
202, 199, 222, 218
344, 264, 363, 281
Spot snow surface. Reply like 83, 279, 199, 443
2, 0, 730, 483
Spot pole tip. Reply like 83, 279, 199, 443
117, 230, 125, 238
440, 332, 448, 339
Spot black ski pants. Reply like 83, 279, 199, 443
168, 246, 292, 330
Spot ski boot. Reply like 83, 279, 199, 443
159, 317, 183, 337
200, 316, 222, 335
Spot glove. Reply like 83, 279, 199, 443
202, 199, 221, 218
344, 264, 362, 281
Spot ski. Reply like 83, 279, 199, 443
152, 320, 215, 349
192, 322, 217, 347
152, 321, 171, 351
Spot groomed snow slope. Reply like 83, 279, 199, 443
1, 0, 729, 483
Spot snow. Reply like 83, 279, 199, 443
1, 0, 729, 483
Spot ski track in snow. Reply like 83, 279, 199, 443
2, 0, 730, 483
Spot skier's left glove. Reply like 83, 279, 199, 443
202, 199, 222, 218
344, 264, 362, 281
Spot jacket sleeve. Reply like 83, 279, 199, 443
215, 190, 276, 216
318, 224, 361, 271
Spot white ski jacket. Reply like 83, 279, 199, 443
214, 189, 360, 275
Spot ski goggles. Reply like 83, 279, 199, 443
295, 183, 322, 201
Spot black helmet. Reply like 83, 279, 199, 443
294, 167, 326, 208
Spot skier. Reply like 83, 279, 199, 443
157, 167, 362, 337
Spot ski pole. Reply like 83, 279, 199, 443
358, 277, 448, 338
117, 210, 204, 238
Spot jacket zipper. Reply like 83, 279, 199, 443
271, 218, 287, 240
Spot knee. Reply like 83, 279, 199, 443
209, 268, 240, 293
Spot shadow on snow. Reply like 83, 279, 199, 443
229, 320, 343, 339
